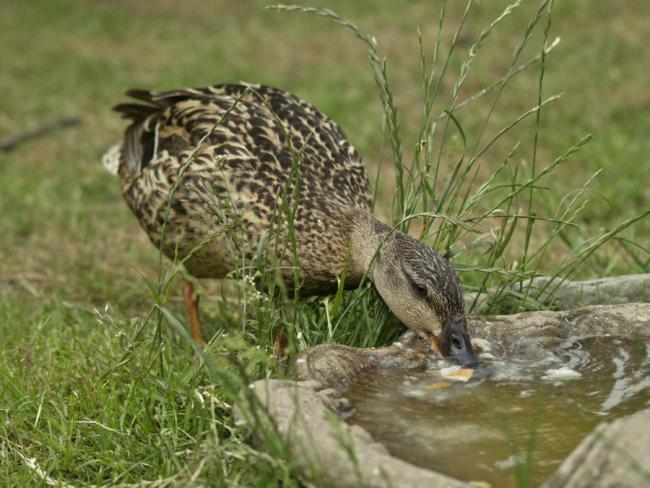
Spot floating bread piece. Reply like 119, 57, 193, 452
468, 481, 492, 488
440, 366, 474, 382
542, 367, 582, 380
471, 337, 492, 353
426, 381, 450, 389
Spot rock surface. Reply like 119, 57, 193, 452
465, 274, 650, 312
235, 302, 650, 487
235, 379, 471, 488
295, 303, 650, 389
291, 332, 430, 388
542, 409, 650, 488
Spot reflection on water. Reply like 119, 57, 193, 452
345, 336, 650, 487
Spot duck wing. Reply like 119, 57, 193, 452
112, 84, 373, 289
113, 83, 372, 212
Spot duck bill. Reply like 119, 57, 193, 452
435, 320, 480, 367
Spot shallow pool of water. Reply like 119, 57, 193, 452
345, 336, 650, 487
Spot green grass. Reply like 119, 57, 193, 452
1, 0, 649, 485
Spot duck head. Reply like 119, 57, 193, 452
369, 230, 479, 367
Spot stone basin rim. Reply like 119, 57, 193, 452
293, 302, 650, 391
236, 302, 650, 488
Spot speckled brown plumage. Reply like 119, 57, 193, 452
112, 83, 373, 294
107, 81, 479, 364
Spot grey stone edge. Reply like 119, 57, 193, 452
464, 273, 650, 312
235, 302, 650, 488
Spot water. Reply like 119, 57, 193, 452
345, 336, 650, 487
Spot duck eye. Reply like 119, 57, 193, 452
414, 283, 428, 297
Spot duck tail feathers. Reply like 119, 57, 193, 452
101, 143, 122, 175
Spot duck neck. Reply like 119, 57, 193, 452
347, 208, 394, 284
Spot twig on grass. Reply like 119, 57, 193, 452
0, 116, 80, 152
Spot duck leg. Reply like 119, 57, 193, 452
272, 329, 289, 359
181, 280, 206, 348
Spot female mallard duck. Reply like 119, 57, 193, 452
104, 82, 478, 366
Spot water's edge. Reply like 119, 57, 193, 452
235, 302, 650, 488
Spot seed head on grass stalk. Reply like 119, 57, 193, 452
270, 2, 647, 317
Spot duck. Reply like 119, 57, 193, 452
103, 82, 478, 366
